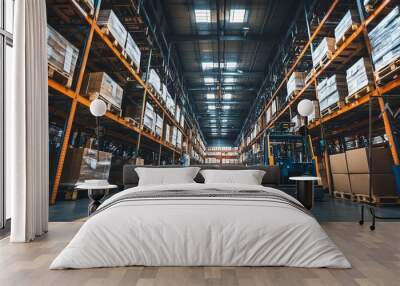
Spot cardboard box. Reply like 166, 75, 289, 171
346, 147, 393, 173
330, 153, 349, 174
332, 173, 352, 193
97, 10, 128, 48
350, 173, 397, 196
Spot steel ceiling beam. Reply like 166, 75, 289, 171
170, 33, 279, 43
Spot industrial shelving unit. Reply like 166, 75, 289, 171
205, 147, 240, 165
47, 0, 206, 204
238, 0, 400, 195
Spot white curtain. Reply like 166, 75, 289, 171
7, 0, 49, 242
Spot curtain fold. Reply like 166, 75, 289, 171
8, 0, 49, 242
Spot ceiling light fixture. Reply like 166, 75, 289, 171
206, 93, 215, 99
195, 9, 211, 23
230, 9, 246, 23
223, 93, 232, 100
204, 77, 215, 84
208, 105, 216, 110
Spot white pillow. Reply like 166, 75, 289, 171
135, 167, 201, 186
200, 169, 265, 185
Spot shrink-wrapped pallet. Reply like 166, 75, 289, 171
97, 10, 128, 49
177, 130, 182, 149
143, 102, 155, 131
84, 72, 123, 110
312, 37, 335, 68
161, 84, 168, 103
124, 33, 141, 69
286, 72, 305, 100
334, 10, 359, 44
290, 115, 305, 132
307, 100, 320, 123
368, 6, 400, 72
172, 127, 178, 146
180, 113, 185, 128
144, 69, 162, 95
346, 57, 374, 96
166, 93, 176, 115
155, 114, 163, 137
47, 25, 79, 88
164, 124, 171, 143
317, 74, 347, 113
175, 105, 181, 122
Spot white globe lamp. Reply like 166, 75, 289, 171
297, 99, 314, 117
90, 99, 107, 117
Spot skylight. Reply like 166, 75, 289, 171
230, 9, 246, 23
225, 62, 237, 69
195, 9, 211, 23
204, 77, 215, 84
202, 62, 217, 70
223, 93, 232, 100
208, 105, 216, 110
206, 93, 215, 99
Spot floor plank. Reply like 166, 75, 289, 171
0, 222, 399, 286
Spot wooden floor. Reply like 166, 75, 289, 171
0, 222, 399, 286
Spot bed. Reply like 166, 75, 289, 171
50, 166, 350, 269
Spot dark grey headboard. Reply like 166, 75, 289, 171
123, 165, 280, 189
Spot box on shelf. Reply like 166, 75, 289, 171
332, 173, 352, 194
166, 94, 176, 115
144, 69, 162, 95
172, 127, 178, 146
350, 173, 397, 197
335, 10, 359, 44
97, 10, 128, 49
180, 113, 185, 128
369, 6, 400, 72
286, 72, 305, 100
345, 147, 393, 173
176, 130, 182, 149
290, 115, 305, 132
175, 105, 181, 123
161, 84, 168, 103
346, 57, 374, 97
143, 102, 155, 131
271, 99, 277, 116
307, 100, 320, 123
84, 72, 124, 111
124, 33, 141, 70
312, 37, 335, 68
155, 114, 163, 137
78, 0, 95, 15
329, 153, 349, 174
164, 124, 171, 143
317, 74, 347, 113
47, 25, 79, 88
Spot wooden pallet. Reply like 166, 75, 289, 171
335, 24, 359, 49
375, 57, 400, 85
124, 117, 139, 127
48, 63, 73, 88
313, 52, 333, 73
345, 84, 374, 104
101, 27, 125, 54
286, 90, 302, 102
353, 193, 400, 205
320, 101, 344, 116
121, 50, 140, 72
334, 191, 354, 201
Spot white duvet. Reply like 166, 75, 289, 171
50, 183, 351, 269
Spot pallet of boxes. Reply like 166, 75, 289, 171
306, 100, 320, 124
345, 57, 374, 103
330, 152, 353, 200
369, 6, 400, 85
317, 74, 347, 116
145, 69, 162, 98
311, 37, 336, 74
47, 25, 79, 88
83, 72, 124, 116
334, 10, 360, 49
286, 72, 305, 102
346, 147, 399, 204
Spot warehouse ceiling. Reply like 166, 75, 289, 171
158, 0, 302, 145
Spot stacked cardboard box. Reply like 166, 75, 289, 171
317, 74, 347, 113
330, 153, 352, 195
124, 33, 141, 69
164, 124, 171, 143
161, 84, 168, 104
145, 69, 162, 95
266, 106, 271, 124
312, 37, 335, 68
286, 72, 305, 100
307, 100, 320, 123
368, 6, 400, 71
180, 113, 185, 128
334, 10, 359, 44
172, 127, 178, 146
166, 93, 176, 115
84, 72, 124, 110
155, 114, 163, 137
47, 25, 79, 87
271, 99, 277, 116
346, 147, 398, 199
175, 105, 181, 123
97, 10, 128, 49
176, 130, 182, 149
143, 102, 155, 131
346, 57, 374, 96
